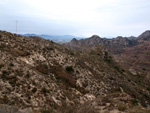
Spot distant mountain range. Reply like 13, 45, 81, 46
20, 34, 85, 43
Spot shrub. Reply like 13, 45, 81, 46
142, 68, 146, 71
9, 63, 14, 67
104, 58, 111, 63
9, 77, 17, 87
118, 104, 126, 111
40, 108, 53, 113
104, 51, 108, 56
143, 93, 149, 98
103, 51, 112, 63
114, 66, 120, 71
26, 73, 30, 78
41, 87, 47, 94
0, 45, 3, 49
132, 98, 138, 105
36, 64, 48, 74
65, 66, 74, 72
0, 64, 4, 69
2, 70, 7, 75
32, 87, 37, 93
70, 52, 74, 56
1, 70, 8, 80
1, 95, 9, 104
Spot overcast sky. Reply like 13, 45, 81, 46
0, 0, 150, 37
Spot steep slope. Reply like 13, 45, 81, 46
65, 30, 150, 105
0, 31, 150, 113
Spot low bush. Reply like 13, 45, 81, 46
41, 87, 47, 94
132, 98, 138, 105
32, 88, 37, 93
65, 66, 74, 72
40, 108, 54, 113
118, 104, 127, 111
36, 64, 48, 74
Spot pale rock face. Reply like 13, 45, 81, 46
84, 94, 96, 101
52, 96, 62, 106
76, 79, 83, 87
129, 68, 137, 75
18, 53, 46, 66
79, 94, 96, 104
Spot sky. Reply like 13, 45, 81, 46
0, 0, 150, 37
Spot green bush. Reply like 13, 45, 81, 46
104, 58, 111, 63
0, 45, 3, 49
132, 98, 138, 105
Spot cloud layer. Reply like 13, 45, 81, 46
0, 0, 150, 37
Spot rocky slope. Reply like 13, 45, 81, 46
65, 30, 150, 71
0, 31, 150, 113
65, 35, 137, 54
113, 30, 150, 72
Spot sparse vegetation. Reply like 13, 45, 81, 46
0, 30, 150, 112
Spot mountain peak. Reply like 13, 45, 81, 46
138, 30, 150, 40
90, 35, 100, 38
141, 30, 150, 36
71, 38, 78, 42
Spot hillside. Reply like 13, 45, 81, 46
0, 31, 150, 113
65, 30, 150, 71
112, 30, 150, 72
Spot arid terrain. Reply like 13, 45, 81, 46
0, 30, 150, 113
